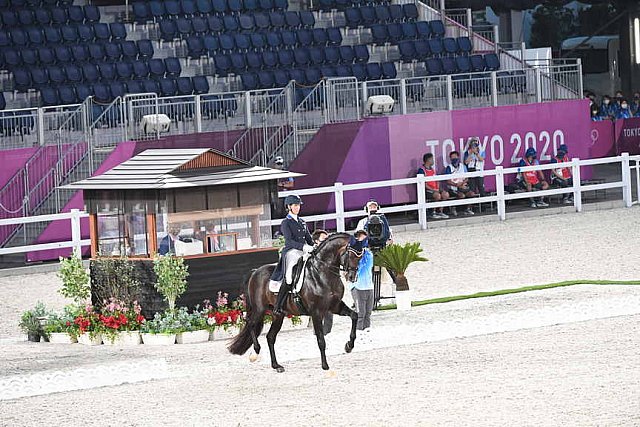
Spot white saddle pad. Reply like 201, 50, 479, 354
268, 255, 309, 293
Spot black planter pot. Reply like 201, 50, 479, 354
27, 332, 41, 342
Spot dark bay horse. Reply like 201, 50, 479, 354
228, 233, 361, 372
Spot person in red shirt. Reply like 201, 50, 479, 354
550, 144, 573, 204
417, 153, 449, 219
518, 147, 549, 208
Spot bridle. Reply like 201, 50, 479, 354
310, 244, 362, 279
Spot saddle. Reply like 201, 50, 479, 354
268, 256, 307, 293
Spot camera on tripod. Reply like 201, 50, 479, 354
366, 214, 387, 252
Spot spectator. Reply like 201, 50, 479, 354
349, 230, 374, 331
600, 95, 615, 119
417, 153, 449, 219
311, 229, 334, 335
613, 90, 625, 113
158, 226, 180, 255
463, 137, 487, 196
631, 92, 640, 116
518, 147, 549, 208
616, 99, 632, 119
591, 103, 605, 121
550, 144, 573, 204
444, 151, 475, 216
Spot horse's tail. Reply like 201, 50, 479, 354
228, 269, 264, 355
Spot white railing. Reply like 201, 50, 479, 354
272, 153, 639, 231
0, 209, 88, 257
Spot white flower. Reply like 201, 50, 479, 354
207, 317, 216, 326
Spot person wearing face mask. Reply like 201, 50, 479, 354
600, 95, 615, 119
445, 151, 475, 216
550, 144, 573, 204
518, 147, 549, 208
631, 92, 640, 116
463, 137, 487, 196
616, 99, 632, 119
591, 104, 605, 121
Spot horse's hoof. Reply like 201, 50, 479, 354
249, 353, 259, 363
345, 342, 354, 353
275, 366, 285, 373
322, 364, 330, 371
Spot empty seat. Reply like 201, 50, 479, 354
401, 22, 417, 40
234, 33, 251, 50
48, 65, 66, 84
35, 9, 51, 26
416, 21, 431, 39
277, 49, 294, 67
68, 5, 84, 24
305, 67, 321, 84
441, 57, 457, 74
350, 63, 366, 80
469, 54, 485, 72
273, 69, 289, 87
443, 37, 458, 55
239, 14, 254, 31
30, 67, 49, 88
192, 75, 209, 94
219, 33, 234, 51
312, 28, 328, 46
93, 83, 111, 103
110, 23, 127, 40
85, 5, 101, 23
455, 55, 471, 73
259, 0, 274, 11
281, 30, 297, 48
261, 50, 277, 68
375, 6, 390, 23
353, 44, 369, 62
142, 79, 160, 94
212, 0, 226, 14
270, 11, 286, 29
293, 47, 310, 66
60, 25, 78, 44
159, 20, 177, 41
320, 65, 336, 78
164, 57, 182, 77
223, 15, 238, 32
18, 10, 34, 27
149, 1, 166, 19
296, 29, 313, 47
249, 33, 265, 50
165, 0, 181, 17
371, 25, 388, 45
10, 28, 28, 47
3, 49, 20, 68
324, 46, 340, 64
484, 53, 500, 71
265, 32, 281, 49
177, 17, 193, 37
241, 72, 258, 91
425, 57, 443, 75
104, 42, 122, 61
137, 39, 155, 59
192, 16, 208, 34
389, 4, 403, 22
132, 60, 150, 78
308, 46, 325, 65
121, 41, 138, 60
345, 8, 361, 29
326, 27, 342, 46
285, 11, 301, 28
59, 86, 77, 104
77, 24, 95, 43
299, 10, 315, 28
387, 23, 403, 43
381, 61, 397, 79
76, 84, 93, 101
274, 0, 288, 11
403, 4, 419, 21
428, 38, 443, 56
159, 78, 177, 96
415, 39, 430, 59
228, 0, 243, 14
245, 51, 261, 69
51, 7, 67, 25
176, 76, 194, 95
257, 70, 274, 88
82, 63, 100, 82
339, 45, 354, 63
94, 23, 111, 42
98, 62, 116, 81
254, 12, 270, 30
88, 43, 105, 62
21, 49, 38, 67
207, 15, 224, 32
213, 54, 231, 76
182, 0, 197, 16
196, 0, 213, 15
366, 62, 382, 80
149, 59, 166, 78
398, 41, 416, 61
37, 47, 56, 65
230, 52, 246, 71
360, 6, 375, 26
204, 34, 220, 53
187, 36, 204, 58
116, 62, 134, 80
64, 64, 83, 83
54, 45, 72, 63
40, 87, 59, 106
429, 20, 445, 38
243, 0, 258, 12
457, 36, 472, 54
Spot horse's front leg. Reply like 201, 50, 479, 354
311, 313, 330, 370
336, 301, 358, 353
266, 315, 285, 372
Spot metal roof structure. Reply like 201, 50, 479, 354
63, 149, 304, 190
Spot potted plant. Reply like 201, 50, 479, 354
174, 307, 209, 344
58, 251, 90, 304
153, 254, 189, 311
209, 292, 244, 341
73, 304, 103, 345
44, 308, 78, 344
19, 309, 43, 342
141, 311, 180, 345
99, 298, 145, 345
374, 242, 428, 311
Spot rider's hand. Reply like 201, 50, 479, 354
303, 244, 314, 254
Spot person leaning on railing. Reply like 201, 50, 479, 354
417, 152, 449, 219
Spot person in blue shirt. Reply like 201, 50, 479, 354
158, 227, 180, 255
631, 92, 640, 116
616, 99, 633, 119
590, 104, 605, 121
270, 194, 314, 315
599, 95, 615, 119
348, 230, 374, 331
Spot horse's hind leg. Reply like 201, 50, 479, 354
266, 315, 285, 373
311, 313, 330, 370
336, 301, 358, 353
250, 320, 261, 354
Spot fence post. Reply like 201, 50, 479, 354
416, 174, 427, 230
399, 78, 407, 115
438, 0, 445, 18
493, 25, 499, 53
576, 58, 584, 98
571, 158, 582, 212
194, 95, 202, 133
534, 68, 542, 103
490, 71, 498, 106
621, 152, 632, 208
361, 82, 368, 117
635, 160, 640, 206
495, 166, 506, 220
334, 182, 345, 232
446, 75, 453, 110
244, 92, 252, 128
70, 209, 82, 258
36, 108, 45, 146
465, 8, 473, 38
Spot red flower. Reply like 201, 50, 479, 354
136, 314, 145, 323
229, 310, 241, 323
65, 321, 71, 327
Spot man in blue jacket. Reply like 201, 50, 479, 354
270, 194, 314, 315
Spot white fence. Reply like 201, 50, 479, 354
273, 153, 640, 231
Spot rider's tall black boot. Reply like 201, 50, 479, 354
273, 282, 290, 315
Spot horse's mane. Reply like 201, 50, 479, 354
314, 232, 351, 253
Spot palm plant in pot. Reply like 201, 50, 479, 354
19, 309, 44, 342
374, 242, 428, 311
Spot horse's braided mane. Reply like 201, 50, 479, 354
314, 232, 351, 253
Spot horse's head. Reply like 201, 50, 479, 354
341, 245, 363, 283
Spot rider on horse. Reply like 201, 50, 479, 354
270, 194, 314, 315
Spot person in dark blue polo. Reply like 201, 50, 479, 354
270, 194, 314, 315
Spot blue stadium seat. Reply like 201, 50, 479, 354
142, 79, 160, 94
457, 37, 472, 55
94, 23, 111, 42
430, 20, 445, 38
484, 53, 500, 71
243, 0, 258, 12
381, 61, 397, 79
196, 0, 213, 15
86, 5, 101, 22
375, 6, 390, 23
257, 70, 275, 88
59, 86, 77, 104
159, 20, 177, 41
312, 28, 328, 46
354, 44, 369, 62
192, 75, 209, 94
339, 45, 354, 63
64, 64, 83, 83
345, 8, 361, 29
274, 0, 288, 11
277, 49, 294, 67
289, 69, 305, 84
213, 54, 231, 76
133, 2, 150, 23
259, 0, 274, 11
426, 57, 443, 75
98, 62, 116, 81
241, 72, 258, 91
37, 47, 56, 65
177, 17, 193, 37
389, 4, 403, 22
239, 14, 254, 31
55, 45, 72, 63
245, 51, 262, 69
320, 65, 336, 78
228, 0, 242, 14
350, 63, 366, 80
18, 9, 34, 27
366, 62, 382, 80
13, 69, 31, 92
335, 64, 350, 77
3, 49, 20, 69
249, 33, 265, 50
76, 84, 92, 101
48, 65, 66, 84
182, 0, 197, 16
324, 46, 340, 64
265, 32, 281, 49
187, 36, 204, 58
401, 22, 417, 40
204, 34, 220, 53
428, 38, 443, 56
443, 37, 458, 55
132, 60, 150, 78
254, 13, 270, 30
159, 78, 177, 96
164, 57, 182, 77
87, 43, 105, 62
149, 1, 166, 20
230, 52, 246, 71
21, 49, 38, 67
262, 50, 277, 68
110, 22, 127, 41
207, 15, 224, 32
285, 11, 301, 28
30, 67, 49, 88
40, 87, 60, 106
121, 41, 138, 60
68, 5, 84, 24
403, 4, 418, 21
104, 42, 122, 61
0, 30, 9, 49
41, 27, 61, 45
296, 29, 313, 47
326, 27, 342, 46
223, 15, 239, 32
415, 39, 430, 59
317, 0, 333, 11
116, 62, 133, 80
77, 24, 95, 43
234, 33, 251, 51
1, 11, 17, 27
219, 33, 234, 51
270, 11, 286, 29
148, 58, 166, 78
138, 40, 154, 59
299, 10, 315, 28
273, 69, 289, 87
455, 55, 471, 73
51, 7, 68, 26
305, 67, 322, 84
92, 83, 110, 102
388, 23, 403, 43
35, 9, 51, 26
212, 0, 226, 15
441, 56, 457, 74
82, 63, 100, 83
165, 0, 181, 17
61, 25, 79, 44
109, 81, 126, 98
371, 25, 388, 45
308, 47, 325, 65
10, 28, 28, 47
281, 30, 297, 48
293, 47, 310, 66
360, 6, 375, 26
398, 41, 416, 61
416, 21, 431, 39
469, 54, 485, 72
176, 76, 194, 95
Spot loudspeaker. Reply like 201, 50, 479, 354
366, 95, 395, 115
140, 114, 171, 134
